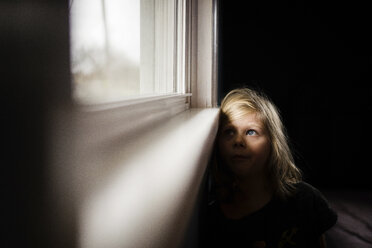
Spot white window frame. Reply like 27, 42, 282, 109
140, 0, 178, 95
72, 0, 218, 137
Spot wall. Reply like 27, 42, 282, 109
2, 1, 219, 247
68, 108, 218, 248
2, 1, 74, 247
218, 0, 372, 190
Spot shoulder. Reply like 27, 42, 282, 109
294, 182, 336, 208
291, 181, 333, 211
294, 181, 323, 199
289, 181, 338, 235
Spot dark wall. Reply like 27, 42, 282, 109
218, 0, 372, 190
2, 1, 74, 247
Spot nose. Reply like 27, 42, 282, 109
233, 134, 246, 148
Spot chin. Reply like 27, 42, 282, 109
230, 164, 265, 179
229, 164, 252, 177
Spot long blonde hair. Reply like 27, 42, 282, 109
214, 88, 302, 201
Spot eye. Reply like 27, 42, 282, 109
246, 129, 257, 136
223, 128, 235, 136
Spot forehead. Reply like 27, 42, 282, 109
224, 112, 264, 128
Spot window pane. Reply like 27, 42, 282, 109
70, 0, 181, 104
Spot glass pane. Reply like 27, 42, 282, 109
70, 0, 178, 104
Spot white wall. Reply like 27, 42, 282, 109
49, 108, 219, 248
44, 0, 219, 247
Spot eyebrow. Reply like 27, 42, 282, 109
223, 122, 263, 130
245, 122, 263, 128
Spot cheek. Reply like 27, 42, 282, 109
250, 140, 271, 160
217, 138, 230, 160
256, 142, 271, 163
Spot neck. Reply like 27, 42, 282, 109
234, 173, 273, 205
220, 173, 274, 219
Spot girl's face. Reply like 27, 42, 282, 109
218, 112, 271, 179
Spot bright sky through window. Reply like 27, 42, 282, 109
70, 0, 141, 103
70, 0, 181, 104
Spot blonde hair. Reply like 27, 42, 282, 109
214, 88, 302, 200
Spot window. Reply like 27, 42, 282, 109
69, 0, 187, 104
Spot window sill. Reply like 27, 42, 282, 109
77, 93, 192, 111
73, 93, 192, 146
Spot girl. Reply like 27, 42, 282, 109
201, 88, 337, 248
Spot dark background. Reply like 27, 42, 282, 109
217, 0, 372, 190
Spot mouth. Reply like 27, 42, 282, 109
232, 155, 250, 160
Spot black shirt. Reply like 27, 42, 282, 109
200, 182, 337, 248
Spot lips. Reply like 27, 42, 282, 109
232, 155, 250, 160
